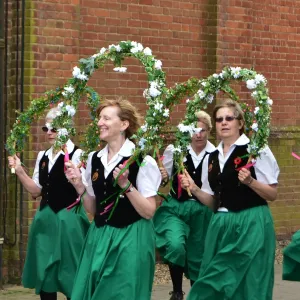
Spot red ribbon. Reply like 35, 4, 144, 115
292, 152, 300, 160
66, 194, 81, 210
177, 174, 182, 198
236, 162, 256, 171
63, 145, 69, 172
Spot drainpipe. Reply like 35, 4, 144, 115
0, 237, 4, 289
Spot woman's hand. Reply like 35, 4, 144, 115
179, 169, 195, 192
238, 168, 253, 185
64, 161, 85, 192
113, 163, 129, 189
8, 155, 22, 172
159, 167, 168, 181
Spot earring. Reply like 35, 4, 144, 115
120, 130, 124, 135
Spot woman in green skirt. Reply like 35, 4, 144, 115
180, 99, 279, 300
8, 107, 90, 300
65, 98, 161, 300
153, 111, 215, 300
283, 231, 300, 281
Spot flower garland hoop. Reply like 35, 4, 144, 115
173, 66, 273, 174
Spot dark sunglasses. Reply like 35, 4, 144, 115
215, 116, 236, 123
42, 126, 57, 133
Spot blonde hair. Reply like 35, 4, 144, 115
96, 98, 143, 138
212, 99, 245, 135
195, 110, 212, 131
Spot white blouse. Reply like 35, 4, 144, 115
201, 134, 280, 195
162, 141, 216, 178
32, 140, 83, 189
83, 139, 162, 198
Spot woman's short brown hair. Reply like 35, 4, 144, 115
96, 98, 143, 139
213, 99, 245, 135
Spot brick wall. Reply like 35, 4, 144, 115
2, 0, 300, 283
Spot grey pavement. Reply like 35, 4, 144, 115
0, 264, 299, 299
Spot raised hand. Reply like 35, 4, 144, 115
8, 155, 22, 172
113, 163, 130, 189
180, 169, 195, 191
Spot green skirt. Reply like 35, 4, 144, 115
187, 205, 276, 300
283, 230, 300, 281
22, 204, 90, 297
71, 218, 155, 300
153, 196, 213, 281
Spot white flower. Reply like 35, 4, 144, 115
230, 67, 241, 79
99, 47, 106, 54
246, 79, 257, 90
131, 41, 138, 47
149, 87, 161, 97
141, 124, 148, 132
213, 73, 219, 78
137, 43, 143, 51
57, 128, 69, 137
201, 81, 207, 87
45, 122, 53, 130
154, 102, 164, 111
251, 91, 258, 98
207, 94, 214, 103
254, 74, 266, 85
64, 86, 75, 94
172, 147, 182, 153
163, 109, 169, 117
65, 105, 76, 117
138, 138, 147, 150
154, 60, 162, 70
115, 45, 121, 52
73, 66, 88, 80
56, 110, 62, 116
58, 102, 64, 108
113, 67, 127, 73
72, 66, 81, 78
193, 127, 202, 134
150, 81, 159, 89
143, 47, 152, 56
108, 44, 117, 50
177, 123, 190, 133
186, 99, 190, 103
219, 70, 227, 79
143, 89, 148, 98
92, 53, 100, 58
251, 123, 258, 132
130, 47, 139, 54
254, 107, 260, 115
62, 91, 68, 97
197, 89, 205, 99
267, 97, 273, 106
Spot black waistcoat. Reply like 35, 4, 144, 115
39, 146, 79, 213
208, 145, 267, 212
170, 152, 208, 201
91, 152, 142, 228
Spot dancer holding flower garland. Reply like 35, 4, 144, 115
65, 98, 161, 300
7, 107, 90, 300
154, 110, 215, 300
180, 99, 279, 300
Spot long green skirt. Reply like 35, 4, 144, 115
283, 230, 300, 281
22, 204, 90, 297
71, 218, 155, 300
187, 205, 276, 300
153, 196, 213, 281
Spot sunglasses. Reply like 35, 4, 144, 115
42, 126, 57, 133
215, 116, 236, 123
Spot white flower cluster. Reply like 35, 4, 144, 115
130, 41, 143, 53
246, 74, 267, 90
230, 67, 241, 79
62, 85, 75, 97
56, 102, 76, 117
72, 66, 88, 81
113, 67, 127, 73
138, 137, 147, 150
177, 123, 202, 137
109, 44, 121, 52
57, 128, 69, 137
154, 60, 162, 70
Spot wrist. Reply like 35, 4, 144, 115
120, 181, 131, 190
246, 177, 254, 186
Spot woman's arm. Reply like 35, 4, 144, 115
113, 161, 159, 219
238, 168, 277, 201
65, 160, 96, 215
8, 155, 41, 198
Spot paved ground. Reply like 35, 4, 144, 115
0, 265, 299, 299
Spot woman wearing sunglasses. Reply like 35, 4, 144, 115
8, 107, 90, 300
153, 111, 215, 300
180, 99, 279, 300
64, 98, 161, 300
